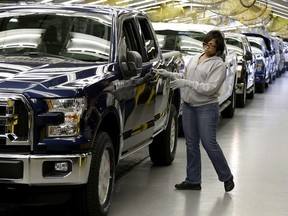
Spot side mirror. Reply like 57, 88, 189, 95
121, 51, 142, 79
245, 52, 252, 61
126, 51, 142, 74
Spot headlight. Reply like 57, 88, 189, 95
45, 98, 86, 137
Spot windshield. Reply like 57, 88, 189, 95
225, 37, 243, 50
155, 30, 205, 56
0, 10, 112, 62
249, 41, 262, 50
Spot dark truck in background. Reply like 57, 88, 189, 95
0, 4, 184, 216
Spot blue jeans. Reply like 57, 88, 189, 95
182, 102, 232, 184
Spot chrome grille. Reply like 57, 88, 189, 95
0, 95, 30, 147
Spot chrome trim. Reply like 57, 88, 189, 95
0, 94, 33, 147
0, 153, 92, 185
120, 138, 152, 159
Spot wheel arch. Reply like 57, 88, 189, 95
171, 88, 181, 114
89, 92, 123, 165
98, 110, 121, 164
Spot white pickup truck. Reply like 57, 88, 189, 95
152, 22, 237, 118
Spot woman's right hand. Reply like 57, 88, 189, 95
153, 69, 174, 78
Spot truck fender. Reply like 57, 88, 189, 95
86, 92, 123, 163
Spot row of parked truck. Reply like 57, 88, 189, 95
153, 22, 288, 111
0, 3, 287, 216
225, 32, 288, 98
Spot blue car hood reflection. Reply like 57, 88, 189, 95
0, 58, 108, 97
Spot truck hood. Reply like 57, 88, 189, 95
0, 56, 109, 97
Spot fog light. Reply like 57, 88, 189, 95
54, 162, 68, 172
43, 161, 72, 177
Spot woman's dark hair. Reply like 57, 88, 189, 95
203, 30, 225, 55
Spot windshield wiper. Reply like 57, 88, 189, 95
22, 51, 82, 62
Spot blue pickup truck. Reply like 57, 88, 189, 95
0, 4, 184, 216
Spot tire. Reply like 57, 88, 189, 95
264, 69, 269, 88
247, 83, 255, 100
276, 69, 280, 78
73, 131, 115, 216
221, 85, 236, 118
256, 82, 265, 93
149, 104, 178, 166
269, 73, 273, 84
236, 80, 246, 108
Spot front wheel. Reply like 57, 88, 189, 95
73, 131, 115, 216
247, 83, 255, 99
256, 82, 265, 93
221, 86, 236, 118
236, 79, 247, 108
269, 73, 273, 84
149, 104, 178, 166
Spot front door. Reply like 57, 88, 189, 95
119, 17, 156, 153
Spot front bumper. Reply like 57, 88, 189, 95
255, 73, 265, 83
0, 153, 92, 185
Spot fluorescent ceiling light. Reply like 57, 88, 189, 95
87, 0, 107, 4
179, 3, 206, 7
128, 0, 155, 7
62, 0, 83, 4
134, 0, 171, 10
116, 0, 130, 5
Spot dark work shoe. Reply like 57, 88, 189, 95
175, 181, 201, 190
224, 176, 235, 192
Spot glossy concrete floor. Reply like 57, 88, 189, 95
1, 72, 288, 216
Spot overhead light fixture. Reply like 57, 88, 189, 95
134, 0, 171, 10
179, 3, 205, 7
40, 0, 53, 3
127, 0, 155, 7
87, 0, 107, 4
62, 0, 83, 4
116, 0, 130, 5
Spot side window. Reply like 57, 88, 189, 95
138, 18, 158, 61
122, 19, 142, 56
119, 18, 144, 78
4, 17, 19, 30
71, 17, 87, 33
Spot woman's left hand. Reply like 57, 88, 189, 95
170, 79, 191, 90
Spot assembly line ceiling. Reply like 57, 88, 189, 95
36, 0, 288, 19
2, 0, 288, 36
